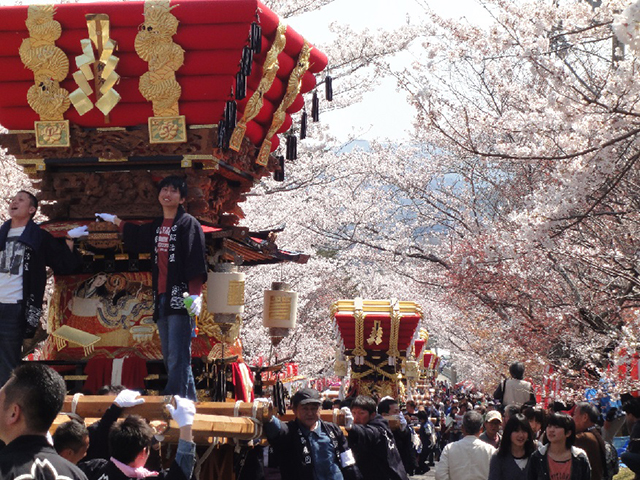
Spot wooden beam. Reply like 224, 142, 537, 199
61, 396, 274, 423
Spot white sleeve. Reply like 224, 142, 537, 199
435, 444, 450, 480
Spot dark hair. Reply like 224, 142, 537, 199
523, 407, 546, 429
546, 412, 576, 448
158, 175, 187, 199
109, 415, 154, 465
623, 398, 640, 418
378, 398, 398, 415
3, 363, 66, 432
462, 410, 483, 435
53, 420, 89, 454
352, 395, 377, 414
575, 402, 600, 424
17, 190, 38, 219
406, 400, 416, 409
509, 362, 525, 380
504, 404, 522, 419
497, 414, 535, 458
322, 399, 333, 410
96, 384, 126, 396
417, 410, 429, 422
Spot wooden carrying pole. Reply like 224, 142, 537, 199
279, 409, 346, 426
61, 396, 274, 423
52, 413, 261, 444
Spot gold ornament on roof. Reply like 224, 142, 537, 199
69, 14, 122, 120
230, 22, 287, 152
257, 40, 311, 166
20, 5, 70, 147
136, 0, 186, 144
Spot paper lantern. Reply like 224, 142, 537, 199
207, 264, 245, 315
405, 360, 419, 380
263, 281, 298, 345
335, 359, 348, 377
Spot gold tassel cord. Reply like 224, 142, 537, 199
230, 22, 287, 152
352, 310, 367, 359
256, 41, 311, 165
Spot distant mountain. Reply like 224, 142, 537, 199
337, 139, 370, 153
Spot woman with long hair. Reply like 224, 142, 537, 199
528, 412, 591, 480
488, 414, 535, 480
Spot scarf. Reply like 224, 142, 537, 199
110, 457, 159, 478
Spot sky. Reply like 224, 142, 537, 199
287, 0, 491, 142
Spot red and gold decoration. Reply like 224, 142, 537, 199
135, 0, 186, 143
69, 13, 121, 119
256, 40, 311, 165
43, 272, 242, 362
230, 22, 287, 152
20, 5, 70, 147
331, 298, 422, 398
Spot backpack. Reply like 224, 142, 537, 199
602, 440, 619, 480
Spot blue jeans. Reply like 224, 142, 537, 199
0, 302, 23, 387
156, 295, 196, 401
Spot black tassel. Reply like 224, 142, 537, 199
325, 75, 333, 101
274, 155, 285, 182
300, 109, 307, 140
286, 135, 297, 160
242, 46, 253, 76
311, 91, 319, 122
225, 99, 237, 130
217, 120, 228, 150
251, 22, 262, 54
236, 72, 246, 100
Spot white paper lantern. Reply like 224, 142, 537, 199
207, 265, 245, 315
263, 282, 298, 329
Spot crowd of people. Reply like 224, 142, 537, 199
4, 355, 640, 480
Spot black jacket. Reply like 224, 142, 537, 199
527, 445, 591, 480
121, 206, 207, 320
80, 458, 188, 480
82, 403, 123, 462
266, 418, 362, 480
347, 414, 409, 480
0, 434, 87, 479
0, 219, 81, 338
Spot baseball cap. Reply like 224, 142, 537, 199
291, 388, 322, 407
485, 411, 503, 423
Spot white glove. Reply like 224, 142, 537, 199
66, 225, 89, 239
399, 412, 408, 429
114, 389, 145, 408
186, 294, 202, 316
95, 213, 117, 224
341, 406, 354, 430
167, 395, 196, 427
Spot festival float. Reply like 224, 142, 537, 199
331, 298, 422, 399
0, 0, 333, 464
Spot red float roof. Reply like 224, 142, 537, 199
331, 299, 422, 354
0, 0, 327, 153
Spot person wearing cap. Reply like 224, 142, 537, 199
480, 411, 503, 449
264, 387, 361, 480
